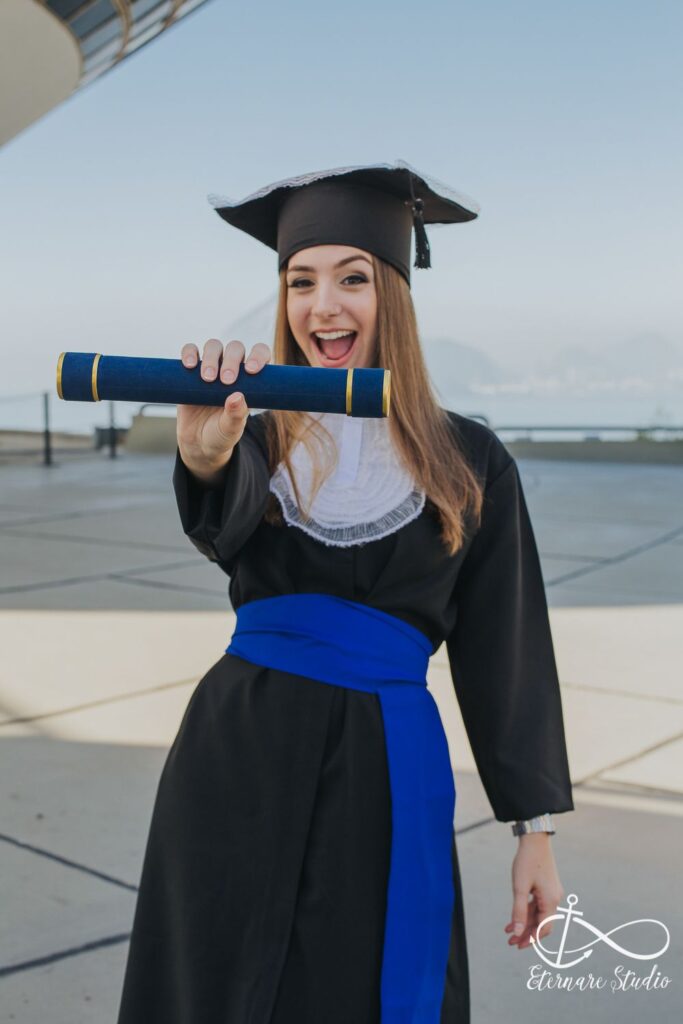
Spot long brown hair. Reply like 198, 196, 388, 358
263, 253, 484, 555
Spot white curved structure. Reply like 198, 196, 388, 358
0, 0, 211, 146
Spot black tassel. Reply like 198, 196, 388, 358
411, 197, 431, 269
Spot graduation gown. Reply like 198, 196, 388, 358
116, 408, 574, 1024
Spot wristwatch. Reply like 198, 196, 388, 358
511, 813, 555, 836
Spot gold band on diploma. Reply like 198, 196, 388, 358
382, 369, 391, 417
56, 352, 65, 399
345, 367, 354, 415
91, 353, 102, 401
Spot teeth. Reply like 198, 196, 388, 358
314, 330, 355, 340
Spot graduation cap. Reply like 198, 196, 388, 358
208, 160, 480, 286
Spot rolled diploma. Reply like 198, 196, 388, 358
56, 352, 390, 418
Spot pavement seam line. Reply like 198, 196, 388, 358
0, 831, 138, 892
0, 932, 131, 978
0, 674, 200, 726
545, 522, 683, 586
559, 679, 683, 706
0, 557, 207, 595
0, 500, 168, 530
574, 779, 683, 803
0, 525, 190, 554
571, 729, 683, 786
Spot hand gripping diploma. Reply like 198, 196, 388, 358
177, 338, 272, 487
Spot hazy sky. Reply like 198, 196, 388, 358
1, 0, 681, 411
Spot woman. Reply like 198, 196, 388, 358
116, 162, 574, 1024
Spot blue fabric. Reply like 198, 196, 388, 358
226, 593, 456, 1023
60, 353, 386, 417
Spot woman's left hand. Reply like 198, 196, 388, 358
504, 833, 565, 951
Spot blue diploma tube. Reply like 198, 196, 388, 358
56, 352, 390, 418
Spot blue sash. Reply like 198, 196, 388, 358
225, 593, 456, 1023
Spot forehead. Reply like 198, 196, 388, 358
287, 244, 372, 269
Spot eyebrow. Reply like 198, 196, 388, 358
287, 255, 372, 273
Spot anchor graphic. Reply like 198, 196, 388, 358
530, 894, 671, 969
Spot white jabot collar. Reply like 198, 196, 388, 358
269, 412, 425, 548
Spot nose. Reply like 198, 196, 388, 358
312, 303, 343, 319
311, 283, 342, 319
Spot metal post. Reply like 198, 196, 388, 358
109, 401, 117, 459
43, 391, 52, 466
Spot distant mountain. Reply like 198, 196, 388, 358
422, 337, 507, 398
536, 344, 616, 385
221, 303, 509, 398
537, 333, 683, 389
605, 332, 683, 380
222, 297, 683, 401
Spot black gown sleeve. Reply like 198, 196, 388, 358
446, 454, 574, 823
172, 414, 271, 568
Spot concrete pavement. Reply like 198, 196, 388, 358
0, 447, 681, 1022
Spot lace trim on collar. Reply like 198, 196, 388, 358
269, 471, 426, 548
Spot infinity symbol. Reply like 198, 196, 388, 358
531, 894, 671, 969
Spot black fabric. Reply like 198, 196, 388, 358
447, 458, 575, 819
277, 181, 414, 283
116, 408, 574, 1023
116, 655, 394, 1024
212, 163, 479, 286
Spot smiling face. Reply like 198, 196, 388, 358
285, 245, 378, 369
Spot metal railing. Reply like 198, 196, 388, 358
493, 424, 683, 441
0, 392, 123, 464
1, 394, 681, 466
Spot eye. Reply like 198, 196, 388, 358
343, 273, 367, 284
287, 278, 313, 288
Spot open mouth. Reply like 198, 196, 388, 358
311, 330, 358, 365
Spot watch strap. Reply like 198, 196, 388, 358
511, 812, 555, 836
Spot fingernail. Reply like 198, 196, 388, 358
222, 370, 236, 383
513, 923, 524, 936
203, 366, 216, 378
183, 357, 194, 366
245, 359, 258, 371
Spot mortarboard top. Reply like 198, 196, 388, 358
208, 160, 480, 286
